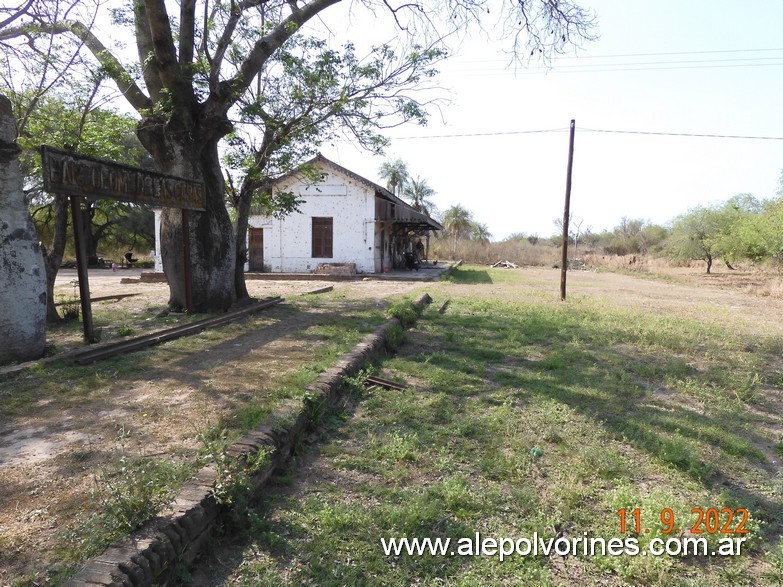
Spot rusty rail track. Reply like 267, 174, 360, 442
364, 375, 408, 391
71, 296, 283, 365
55, 292, 142, 306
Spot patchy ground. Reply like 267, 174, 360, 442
0, 270, 432, 583
3, 262, 783, 583
186, 264, 783, 585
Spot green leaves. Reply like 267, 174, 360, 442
667, 192, 783, 270
223, 34, 445, 219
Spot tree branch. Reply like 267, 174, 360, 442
208, 0, 266, 92
0, 19, 153, 112
381, 0, 424, 31
179, 0, 196, 67
141, 0, 183, 94
133, 0, 164, 101
0, 0, 35, 30
220, 0, 341, 109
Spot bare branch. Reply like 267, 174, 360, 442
0, 18, 153, 112
0, 0, 36, 30
133, 0, 164, 101
381, 0, 424, 31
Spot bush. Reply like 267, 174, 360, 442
387, 300, 420, 328
384, 323, 408, 348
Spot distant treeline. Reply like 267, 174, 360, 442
431, 180, 783, 273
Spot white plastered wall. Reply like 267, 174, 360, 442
248, 163, 377, 273
153, 208, 163, 272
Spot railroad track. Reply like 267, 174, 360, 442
71, 296, 284, 365
54, 292, 142, 306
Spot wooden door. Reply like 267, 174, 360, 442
248, 228, 264, 271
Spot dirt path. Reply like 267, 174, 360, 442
3, 263, 783, 582
0, 276, 427, 582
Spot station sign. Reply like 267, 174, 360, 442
41, 145, 205, 211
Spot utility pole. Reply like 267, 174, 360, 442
560, 119, 575, 301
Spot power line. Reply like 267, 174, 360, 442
440, 48, 783, 76
558, 47, 783, 60
518, 62, 783, 75
546, 56, 783, 68
392, 127, 567, 139
578, 127, 783, 140
391, 127, 783, 141
451, 47, 783, 65
442, 60, 783, 77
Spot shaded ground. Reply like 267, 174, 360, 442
184, 264, 783, 585
0, 272, 431, 583
3, 262, 783, 583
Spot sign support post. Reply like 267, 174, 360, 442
69, 196, 96, 342
41, 145, 206, 341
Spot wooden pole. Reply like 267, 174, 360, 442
560, 120, 576, 301
69, 196, 96, 343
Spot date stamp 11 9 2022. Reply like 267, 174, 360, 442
617, 507, 749, 535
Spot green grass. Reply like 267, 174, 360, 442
208, 266, 783, 586
0, 293, 397, 585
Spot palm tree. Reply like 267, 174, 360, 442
471, 222, 492, 244
378, 158, 409, 197
442, 204, 473, 258
402, 176, 436, 216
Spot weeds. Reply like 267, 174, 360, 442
197, 427, 270, 509
94, 426, 189, 534
384, 323, 408, 348
116, 324, 135, 337
387, 299, 420, 327
214, 266, 783, 586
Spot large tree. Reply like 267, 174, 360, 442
11, 87, 151, 321
443, 203, 473, 257
225, 36, 444, 299
1, 0, 595, 312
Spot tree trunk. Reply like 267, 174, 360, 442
706, 254, 712, 274
81, 203, 98, 263
43, 195, 68, 323
0, 94, 47, 364
139, 119, 236, 313
233, 180, 253, 301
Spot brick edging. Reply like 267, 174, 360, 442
64, 292, 432, 586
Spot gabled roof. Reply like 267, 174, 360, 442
271, 153, 442, 231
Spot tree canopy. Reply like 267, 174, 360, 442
379, 158, 410, 197
8, 84, 154, 320
1, 0, 597, 311
666, 186, 783, 272
403, 176, 437, 217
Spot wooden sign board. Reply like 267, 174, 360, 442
41, 145, 205, 211
40, 145, 205, 341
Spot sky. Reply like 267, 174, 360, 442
308, 1, 783, 241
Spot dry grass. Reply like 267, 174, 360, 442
0, 277, 428, 585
